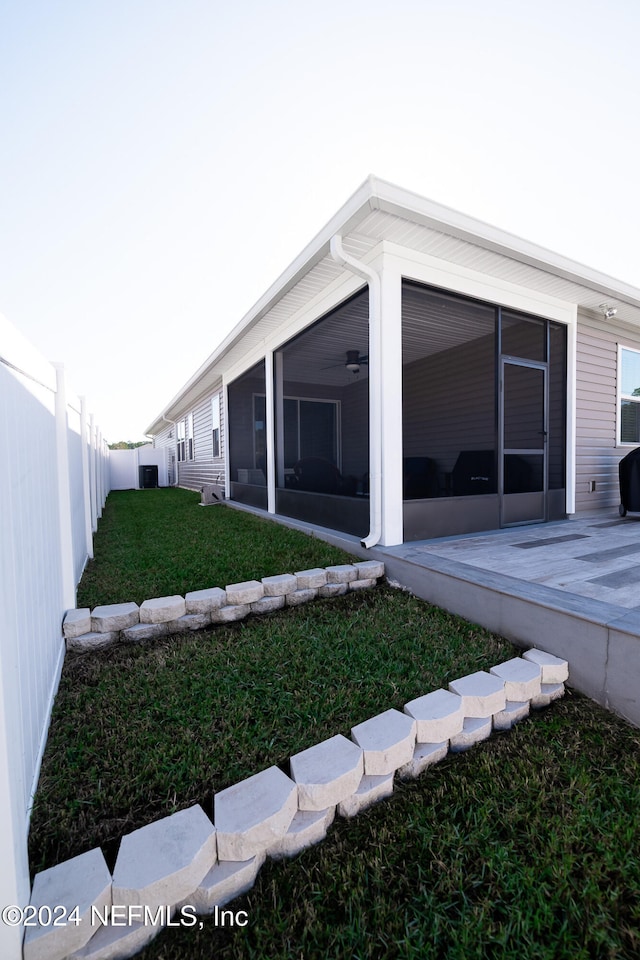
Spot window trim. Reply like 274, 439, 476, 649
253, 393, 342, 472
176, 418, 186, 462
618, 344, 640, 446
212, 394, 221, 459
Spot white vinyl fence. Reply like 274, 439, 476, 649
0, 314, 109, 960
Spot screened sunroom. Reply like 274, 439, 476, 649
227, 275, 568, 543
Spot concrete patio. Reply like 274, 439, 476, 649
230, 502, 640, 729
374, 512, 640, 729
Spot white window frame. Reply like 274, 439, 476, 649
212, 394, 221, 458
618, 345, 640, 446
254, 393, 341, 471
177, 418, 186, 462
187, 413, 194, 460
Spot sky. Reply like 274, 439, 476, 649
2, 0, 640, 443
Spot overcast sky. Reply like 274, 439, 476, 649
2, 0, 639, 442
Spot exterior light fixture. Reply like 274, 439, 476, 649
599, 303, 617, 320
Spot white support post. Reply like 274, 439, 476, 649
274, 352, 285, 490
97, 428, 104, 516
222, 381, 230, 499
378, 263, 404, 546
89, 413, 97, 531
53, 364, 76, 610
80, 397, 94, 560
265, 350, 276, 514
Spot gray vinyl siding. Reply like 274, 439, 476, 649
177, 390, 226, 490
574, 312, 640, 514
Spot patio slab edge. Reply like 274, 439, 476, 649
372, 547, 640, 729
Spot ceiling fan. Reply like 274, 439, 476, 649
322, 350, 369, 374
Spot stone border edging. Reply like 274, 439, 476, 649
25, 649, 570, 960
62, 561, 385, 652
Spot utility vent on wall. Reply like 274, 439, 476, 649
201, 483, 225, 506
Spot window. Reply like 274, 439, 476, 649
620, 347, 640, 444
177, 419, 186, 462
212, 394, 221, 458
187, 413, 194, 460
283, 398, 339, 468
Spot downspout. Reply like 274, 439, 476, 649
330, 235, 382, 549
161, 416, 179, 487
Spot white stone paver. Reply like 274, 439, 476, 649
493, 700, 530, 730
318, 583, 348, 598
523, 648, 569, 683
139, 596, 185, 624
270, 807, 336, 859
350, 709, 416, 775
166, 613, 211, 633
112, 805, 216, 912
24, 847, 111, 960
91, 603, 139, 633
325, 564, 358, 584
67, 631, 119, 652
490, 658, 542, 701
290, 734, 363, 811
121, 623, 168, 643
185, 587, 227, 614
185, 853, 265, 913
338, 773, 394, 819
211, 604, 251, 623
397, 740, 448, 780
68, 911, 168, 960
214, 766, 298, 861
251, 596, 286, 615
448, 671, 506, 718
404, 689, 465, 742
355, 560, 384, 580
349, 578, 377, 591
449, 716, 493, 752
63, 608, 91, 639
225, 580, 264, 604
286, 588, 318, 606
261, 574, 298, 597
294, 568, 327, 589
531, 682, 565, 708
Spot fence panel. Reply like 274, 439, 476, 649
0, 315, 108, 959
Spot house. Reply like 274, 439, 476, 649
146, 176, 640, 547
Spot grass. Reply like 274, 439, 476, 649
28, 489, 640, 959
76, 488, 355, 607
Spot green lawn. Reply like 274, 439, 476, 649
28, 489, 640, 959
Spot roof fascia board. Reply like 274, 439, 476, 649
145, 178, 379, 433
369, 178, 640, 309
146, 175, 640, 434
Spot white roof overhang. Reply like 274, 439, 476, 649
145, 175, 640, 435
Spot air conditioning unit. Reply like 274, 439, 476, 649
200, 482, 225, 506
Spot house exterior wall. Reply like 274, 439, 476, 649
152, 421, 177, 484
0, 316, 108, 960
177, 390, 226, 489
574, 311, 640, 514
145, 182, 640, 545
150, 389, 226, 491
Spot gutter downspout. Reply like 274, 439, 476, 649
161, 416, 179, 487
330, 234, 382, 549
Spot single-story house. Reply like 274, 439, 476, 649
145, 176, 640, 548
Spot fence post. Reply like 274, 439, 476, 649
53, 364, 76, 611
89, 413, 97, 531
80, 397, 94, 560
